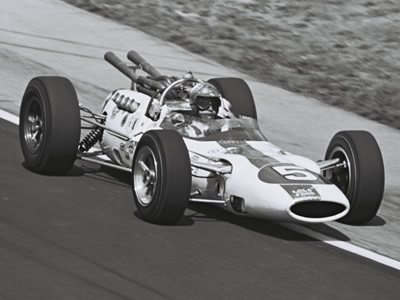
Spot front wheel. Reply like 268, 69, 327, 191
132, 130, 191, 224
19, 76, 81, 175
324, 131, 385, 224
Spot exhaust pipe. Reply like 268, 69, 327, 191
104, 51, 166, 91
127, 50, 162, 78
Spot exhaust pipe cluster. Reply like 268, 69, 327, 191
104, 51, 166, 92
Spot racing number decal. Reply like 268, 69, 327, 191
272, 166, 318, 181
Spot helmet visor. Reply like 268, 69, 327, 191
195, 96, 221, 111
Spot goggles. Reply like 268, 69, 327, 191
194, 96, 221, 111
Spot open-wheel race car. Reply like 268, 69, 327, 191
19, 50, 385, 225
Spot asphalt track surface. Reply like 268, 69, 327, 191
1, 0, 400, 261
0, 117, 399, 299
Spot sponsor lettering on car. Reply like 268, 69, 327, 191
282, 185, 322, 201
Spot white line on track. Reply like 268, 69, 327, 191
0, 109, 19, 125
283, 224, 400, 271
1, 108, 399, 272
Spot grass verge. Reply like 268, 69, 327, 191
63, 0, 400, 129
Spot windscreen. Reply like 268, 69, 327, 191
160, 114, 267, 141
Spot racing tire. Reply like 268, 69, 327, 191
208, 77, 257, 119
132, 130, 191, 225
324, 131, 384, 225
19, 76, 81, 175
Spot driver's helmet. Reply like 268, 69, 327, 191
189, 82, 221, 118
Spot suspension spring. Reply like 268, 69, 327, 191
79, 127, 104, 152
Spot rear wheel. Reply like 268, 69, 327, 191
325, 131, 384, 224
132, 130, 191, 224
208, 77, 257, 119
19, 76, 81, 174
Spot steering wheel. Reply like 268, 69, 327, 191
159, 78, 205, 106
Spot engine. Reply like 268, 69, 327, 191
99, 89, 155, 168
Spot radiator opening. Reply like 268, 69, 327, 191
290, 201, 346, 218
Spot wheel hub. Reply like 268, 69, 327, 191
24, 99, 44, 153
133, 146, 158, 207
326, 147, 351, 195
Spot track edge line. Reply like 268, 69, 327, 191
0, 109, 19, 125
283, 223, 400, 271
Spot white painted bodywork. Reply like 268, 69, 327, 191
100, 89, 350, 223
185, 139, 349, 222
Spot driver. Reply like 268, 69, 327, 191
165, 81, 236, 138
189, 82, 227, 119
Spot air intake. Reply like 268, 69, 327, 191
290, 201, 346, 218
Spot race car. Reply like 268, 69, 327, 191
19, 50, 385, 225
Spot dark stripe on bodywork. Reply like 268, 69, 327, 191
216, 140, 278, 168
259, 163, 329, 184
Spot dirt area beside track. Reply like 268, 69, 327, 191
63, 0, 400, 129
